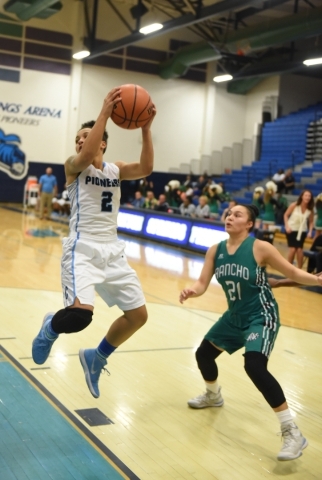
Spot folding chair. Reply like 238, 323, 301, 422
255, 230, 275, 245
303, 235, 322, 273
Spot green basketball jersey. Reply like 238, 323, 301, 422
316, 205, 322, 228
214, 236, 279, 327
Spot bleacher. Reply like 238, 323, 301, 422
293, 162, 322, 197
217, 102, 322, 200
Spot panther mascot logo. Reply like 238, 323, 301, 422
0, 128, 28, 179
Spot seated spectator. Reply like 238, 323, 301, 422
139, 177, 154, 196
194, 195, 210, 218
182, 174, 193, 190
52, 186, 70, 217
202, 178, 214, 195
179, 193, 196, 217
220, 199, 237, 223
185, 186, 194, 199
165, 180, 181, 207
306, 234, 322, 273
131, 191, 145, 209
217, 181, 231, 201
144, 191, 158, 209
272, 169, 285, 193
155, 194, 170, 212
283, 169, 295, 194
193, 175, 208, 196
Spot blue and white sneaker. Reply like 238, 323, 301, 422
79, 349, 108, 398
32, 312, 58, 364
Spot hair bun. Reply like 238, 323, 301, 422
249, 204, 260, 217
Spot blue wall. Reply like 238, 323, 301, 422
0, 165, 193, 204
0, 162, 66, 203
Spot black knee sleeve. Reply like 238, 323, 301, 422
195, 339, 222, 381
51, 308, 93, 334
244, 352, 286, 408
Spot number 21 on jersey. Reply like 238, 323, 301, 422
225, 280, 241, 301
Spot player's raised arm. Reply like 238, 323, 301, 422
117, 105, 156, 181
179, 244, 218, 303
65, 88, 121, 177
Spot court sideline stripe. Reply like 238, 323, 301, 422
0, 345, 140, 480
19, 346, 195, 361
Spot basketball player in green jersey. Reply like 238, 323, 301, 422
180, 204, 322, 461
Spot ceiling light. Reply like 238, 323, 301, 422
73, 49, 90, 60
213, 74, 233, 83
139, 23, 163, 35
303, 57, 322, 66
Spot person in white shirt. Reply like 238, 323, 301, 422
179, 192, 195, 216
284, 190, 314, 268
272, 169, 285, 193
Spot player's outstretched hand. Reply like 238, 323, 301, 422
142, 104, 157, 131
179, 288, 197, 304
103, 87, 122, 118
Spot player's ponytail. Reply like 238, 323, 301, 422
239, 204, 259, 232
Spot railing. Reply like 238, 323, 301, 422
268, 159, 278, 180
291, 150, 300, 171
246, 169, 254, 190
312, 111, 322, 161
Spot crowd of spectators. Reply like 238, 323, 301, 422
47, 165, 321, 272
121, 167, 322, 244
124, 173, 233, 222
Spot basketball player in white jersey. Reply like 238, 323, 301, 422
32, 87, 156, 398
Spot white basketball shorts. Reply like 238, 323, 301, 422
61, 236, 145, 310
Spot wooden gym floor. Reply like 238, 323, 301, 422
0, 205, 321, 480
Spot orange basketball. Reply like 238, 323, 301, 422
111, 84, 153, 130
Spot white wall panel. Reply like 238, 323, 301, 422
210, 151, 222, 175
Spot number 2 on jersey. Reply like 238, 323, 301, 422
101, 192, 113, 212
225, 281, 241, 301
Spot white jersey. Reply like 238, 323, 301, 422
67, 162, 121, 240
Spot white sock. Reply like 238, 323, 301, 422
205, 380, 219, 394
275, 409, 293, 426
